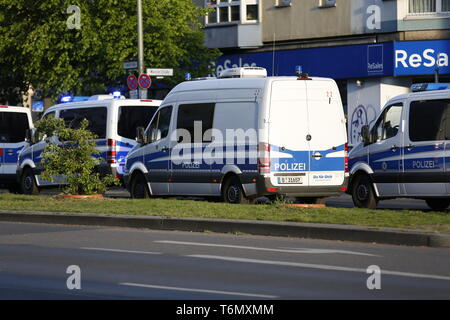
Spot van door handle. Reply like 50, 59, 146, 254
390, 145, 398, 152
405, 144, 414, 151
7, 150, 14, 155
312, 153, 323, 158
161, 147, 169, 152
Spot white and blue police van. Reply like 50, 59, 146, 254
0, 106, 33, 192
124, 67, 348, 203
348, 83, 450, 211
17, 94, 161, 194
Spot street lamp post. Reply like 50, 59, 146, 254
137, 0, 147, 98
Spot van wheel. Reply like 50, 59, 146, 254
425, 199, 450, 211
130, 173, 150, 199
351, 174, 378, 209
223, 176, 255, 204
21, 168, 39, 195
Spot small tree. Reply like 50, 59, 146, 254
35, 117, 120, 195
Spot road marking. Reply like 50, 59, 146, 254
155, 240, 378, 257
187, 255, 450, 281
120, 283, 278, 299
81, 247, 161, 255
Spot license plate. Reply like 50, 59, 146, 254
278, 176, 303, 184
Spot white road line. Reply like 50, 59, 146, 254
188, 255, 450, 282
120, 283, 278, 299
81, 247, 161, 255
155, 240, 378, 257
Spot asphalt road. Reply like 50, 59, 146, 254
0, 221, 449, 300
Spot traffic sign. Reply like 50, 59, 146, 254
123, 61, 138, 70
138, 74, 152, 89
147, 68, 173, 77
32, 101, 44, 112
127, 75, 138, 91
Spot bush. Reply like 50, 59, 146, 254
35, 117, 120, 195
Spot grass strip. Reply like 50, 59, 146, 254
0, 194, 449, 233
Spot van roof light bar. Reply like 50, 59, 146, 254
411, 83, 450, 92
218, 67, 267, 79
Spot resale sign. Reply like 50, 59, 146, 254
394, 40, 450, 76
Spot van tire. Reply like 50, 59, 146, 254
222, 176, 254, 204
130, 173, 150, 199
351, 174, 378, 209
21, 168, 39, 195
425, 199, 450, 211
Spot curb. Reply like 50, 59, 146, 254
0, 210, 449, 248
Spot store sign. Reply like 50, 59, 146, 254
394, 40, 450, 76
367, 44, 384, 74
213, 43, 393, 79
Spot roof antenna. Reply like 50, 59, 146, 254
272, 33, 276, 76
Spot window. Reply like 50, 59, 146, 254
409, 0, 450, 14
371, 104, 403, 142
206, 0, 258, 24
0, 112, 30, 143
41, 112, 55, 120
409, 99, 450, 142
246, 4, 258, 20
147, 106, 172, 142
118, 105, 158, 140
59, 107, 107, 139
177, 103, 215, 143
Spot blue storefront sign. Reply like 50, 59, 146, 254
32, 100, 44, 113
214, 40, 449, 79
394, 40, 450, 76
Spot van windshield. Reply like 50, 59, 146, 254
0, 112, 30, 143
118, 105, 158, 140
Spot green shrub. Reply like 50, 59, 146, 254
35, 118, 120, 195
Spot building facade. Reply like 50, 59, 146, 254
199, 0, 450, 145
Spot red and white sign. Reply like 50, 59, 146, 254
127, 75, 138, 91
138, 74, 152, 89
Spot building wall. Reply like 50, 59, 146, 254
262, 0, 353, 43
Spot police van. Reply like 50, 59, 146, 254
0, 106, 33, 192
17, 94, 161, 194
348, 83, 450, 210
124, 67, 348, 203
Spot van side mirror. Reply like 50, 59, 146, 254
136, 127, 147, 145
150, 129, 162, 143
361, 125, 372, 144
25, 128, 39, 145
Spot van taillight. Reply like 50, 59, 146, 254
107, 139, 117, 164
258, 142, 271, 174
344, 143, 349, 173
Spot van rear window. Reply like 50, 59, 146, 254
0, 112, 30, 143
409, 99, 450, 142
118, 105, 158, 139
60, 107, 107, 139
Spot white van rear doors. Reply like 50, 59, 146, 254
306, 80, 346, 187
269, 80, 310, 187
